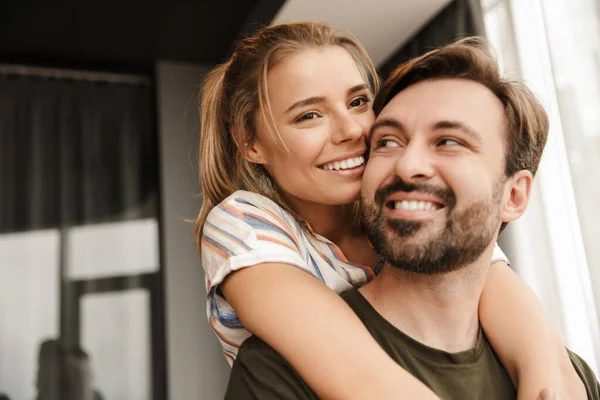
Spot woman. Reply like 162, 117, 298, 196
197, 22, 583, 399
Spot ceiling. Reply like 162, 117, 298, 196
0, 0, 281, 71
0, 0, 451, 72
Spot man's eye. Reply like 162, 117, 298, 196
376, 139, 400, 148
349, 96, 369, 108
438, 138, 462, 146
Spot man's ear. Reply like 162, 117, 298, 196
500, 170, 533, 224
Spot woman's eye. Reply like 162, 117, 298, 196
349, 96, 369, 108
297, 112, 320, 121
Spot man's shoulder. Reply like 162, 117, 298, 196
225, 336, 317, 400
568, 350, 600, 399
234, 334, 286, 365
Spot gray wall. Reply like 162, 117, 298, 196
156, 61, 229, 399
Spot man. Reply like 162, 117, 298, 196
36, 339, 103, 400
224, 38, 600, 399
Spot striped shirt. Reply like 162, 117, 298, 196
201, 190, 509, 365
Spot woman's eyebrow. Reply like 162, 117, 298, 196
285, 96, 326, 114
285, 84, 369, 114
348, 83, 370, 96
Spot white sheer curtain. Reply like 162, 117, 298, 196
482, 0, 600, 375
0, 230, 60, 400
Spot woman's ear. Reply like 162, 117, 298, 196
499, 169, 533, 224
241, 135, 268, 165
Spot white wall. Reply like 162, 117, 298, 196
156, 61, 230, 400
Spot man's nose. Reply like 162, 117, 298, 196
331, 111, 364, 144
393, 142, 435, 182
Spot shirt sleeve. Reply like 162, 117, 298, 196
200, 191, 316, 363
225, 336, 318, 400
491, 242, 510, 265
567, 350, 600, 400
201, 192, 311, 289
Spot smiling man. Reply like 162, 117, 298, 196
224, 38, 600, 399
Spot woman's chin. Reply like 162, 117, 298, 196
324, 190, 361, 206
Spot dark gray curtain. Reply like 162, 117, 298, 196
379, 0, 486, 79
0, 74, 158, 233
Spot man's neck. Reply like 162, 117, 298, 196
359, 245, 495, 353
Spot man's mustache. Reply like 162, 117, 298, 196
373, 179, 456, 209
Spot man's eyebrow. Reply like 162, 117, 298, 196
367, 118, 404, 142
433, 120, 482, 143
285, 84, 370, 115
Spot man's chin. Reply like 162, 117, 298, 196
384, 219, 444, 240
377, 232, 432, 260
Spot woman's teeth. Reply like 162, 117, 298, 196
394, 201, 438, 211
321, 156, 365, 171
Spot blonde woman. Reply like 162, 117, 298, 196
197, 22, 584, 399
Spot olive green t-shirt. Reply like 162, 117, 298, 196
225, 289, 600, 399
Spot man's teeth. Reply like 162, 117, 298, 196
322, 156, 365, 171
394, 201, 437, 211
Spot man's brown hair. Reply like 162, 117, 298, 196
374, 37, 549, 179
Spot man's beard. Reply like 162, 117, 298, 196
360, 179, 503, 275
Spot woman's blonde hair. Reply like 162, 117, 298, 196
195, 22, 379, 250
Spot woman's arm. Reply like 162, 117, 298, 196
480, 261, 586, 399
222, 263, 439, 400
